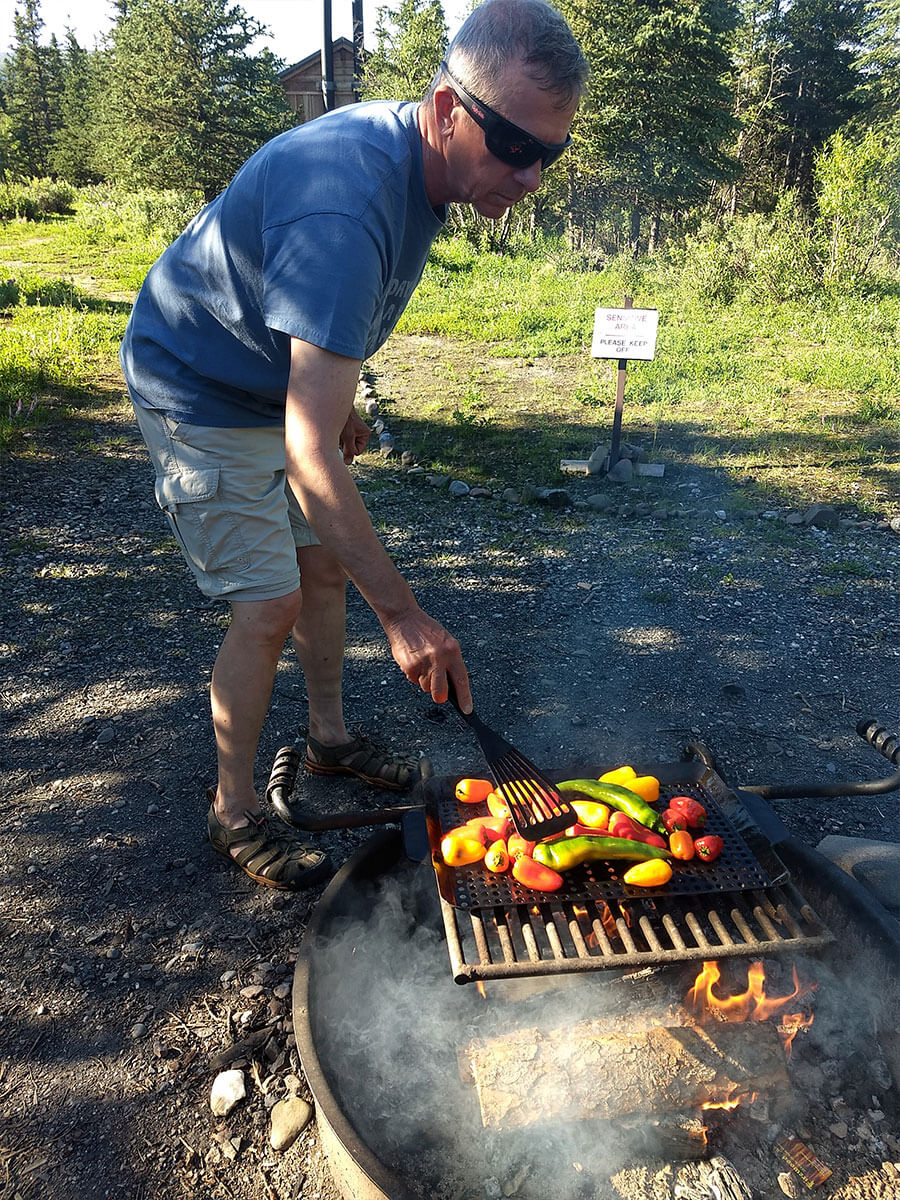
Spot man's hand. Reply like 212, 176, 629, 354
339, 408, 371, 463
381, 610, 472, 712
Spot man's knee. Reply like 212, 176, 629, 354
230, 590, 303, 644
298, 544, 349, 592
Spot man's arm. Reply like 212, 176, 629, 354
284, 336, 471, 710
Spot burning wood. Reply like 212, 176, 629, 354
465, 1019, 791, 1130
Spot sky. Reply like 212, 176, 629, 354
2, 0, 471, 66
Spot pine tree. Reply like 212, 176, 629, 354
361, 0, 448, 101
99, 0, 295, 200
2, 0, 65, 177
560, 0, 740, 252
51, 32, 101, 184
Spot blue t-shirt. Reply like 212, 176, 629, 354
120, 101, 445, 427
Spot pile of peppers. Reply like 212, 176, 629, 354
441, 765, 724, 892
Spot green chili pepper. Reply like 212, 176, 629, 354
557, 779, 665, 834
532, 835, 671, 873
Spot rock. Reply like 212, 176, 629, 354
378, 432, 395, 456
364, 398, 379, 416
470, 486, 492, 498
400, 450, 415, 467
426, 474, 449, 489
778, 1171, 800, 1198
520, 482, 542, 502
586, 493, 614, 512
448, 480, 470, 497
785, 511, 804, 525
541, 488, 572, 509
210, 1069, 247, 1117
890, 515, 900, 534
607, 457, 633, 484
129, 1022, 148, 1040
803, 502, 839, 528
95, 726, 116, 745
500, 487, 521, 504
828, 1121, 848, 1139
587, 445, 609, 474
269, 1096, 313, 1151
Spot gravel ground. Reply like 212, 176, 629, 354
2, 360, 899, 1200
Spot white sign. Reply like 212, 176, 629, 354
591, 307, 659, 360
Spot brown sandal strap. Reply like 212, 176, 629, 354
304, 730, 418, 792
207, 803, 331, 890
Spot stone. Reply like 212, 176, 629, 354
210, 1069, 247, 1117
426, 474, 449, 489
803, 502, 839, 529
541, 488, 572, 509
470, 486, 492, 498
586, 493, 614, 513
785, 511, 804, 525
364, 398, 379, 416
448, 480, 470, 497
501, 487, 521, 504
607, 457, 633, 484
587, 445, 609, 475
269, 1096, 313, 1151
890, 515, 900, 534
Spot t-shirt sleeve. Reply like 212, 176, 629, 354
261, 213, 386, 360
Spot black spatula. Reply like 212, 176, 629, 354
447, 681, 577, 840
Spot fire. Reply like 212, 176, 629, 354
476, 982, 487, 999
688, 960, 816, 1054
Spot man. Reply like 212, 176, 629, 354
120, 0, 587, 890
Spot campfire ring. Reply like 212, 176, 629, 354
292, 796, 900, 1200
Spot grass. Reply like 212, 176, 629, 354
1, 186, 898, 518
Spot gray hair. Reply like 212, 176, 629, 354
437, 0, 588, 109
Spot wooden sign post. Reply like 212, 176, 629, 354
590, 296, 659, 469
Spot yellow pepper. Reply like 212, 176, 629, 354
440, 831, 486, 867
599, 767, 659, 805
599, 765, 637, 785
570, 799, 611, 829
623, 859, 673, 887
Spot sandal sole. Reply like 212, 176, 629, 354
209, 835, 332, 891
304, 756, 410, 792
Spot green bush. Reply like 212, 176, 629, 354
0, 178, 76, 221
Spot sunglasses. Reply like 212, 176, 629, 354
440, 61, 572, 170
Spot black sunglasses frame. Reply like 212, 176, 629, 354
439, 61, 572, 170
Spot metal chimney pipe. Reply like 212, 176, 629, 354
321, 0, 335, 111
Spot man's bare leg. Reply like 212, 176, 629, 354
209, 589, 302, 829
292, 544, 350, 745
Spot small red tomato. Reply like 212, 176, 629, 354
694, 834, 724, 862
669, 830, 695, 861
669, 795, 707, 828
483, 839, 511, 873
661, 807, 688, 833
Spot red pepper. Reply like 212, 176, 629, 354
508, 832, 536, 859
694, 834, 724, 861
668, 795, 707, 828
511, 853, 564, 892
464, 815, 511, 844
608, 811, 642, 839
669, 830, 695, 861
661, 807, 688, 833
640, 831, 669, 849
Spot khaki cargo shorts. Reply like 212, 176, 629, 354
133, 400, 318, 602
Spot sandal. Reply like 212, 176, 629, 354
304, 729, 419, 792
207, 792, 332, 891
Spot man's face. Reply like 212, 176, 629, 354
441, 61, 578, 219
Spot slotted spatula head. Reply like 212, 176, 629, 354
446, 682, 577, 839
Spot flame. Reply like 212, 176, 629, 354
688, 960, 817, 1056
702, 1095, 750, 1111
476, 982, 486, 1000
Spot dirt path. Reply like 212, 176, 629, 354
1, 357, 899, 1200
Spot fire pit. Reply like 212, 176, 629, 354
290, 729, 900, 1200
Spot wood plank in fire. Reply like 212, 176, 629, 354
465, 1020, 791, 1130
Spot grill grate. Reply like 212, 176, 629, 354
424, 765, 835, 985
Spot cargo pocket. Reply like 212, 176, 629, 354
153, 466, 228, 581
